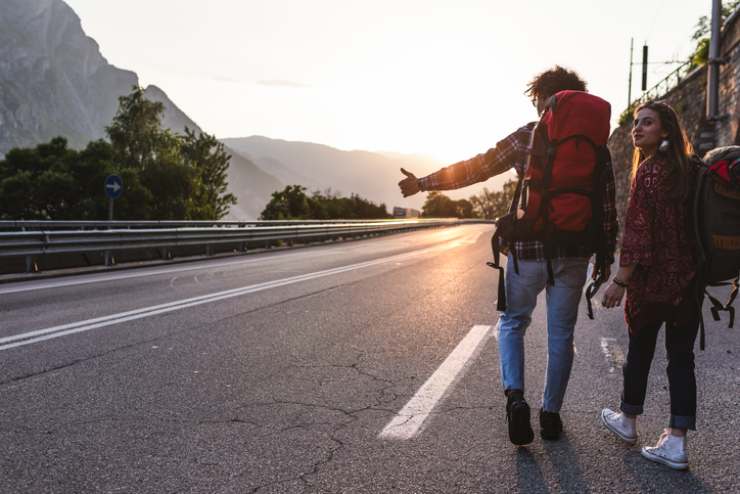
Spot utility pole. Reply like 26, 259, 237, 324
641, 44, 649, 91
707, 0, 722, 119
628, 38, 634, 106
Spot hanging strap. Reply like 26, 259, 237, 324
584, 277, 604, 320
511, 247, 520, 275
725, 276, 739, 328
487, 231, 507, 312
486, 176, 527, 312
546, 258, 555, 286
705, 276, 738, 328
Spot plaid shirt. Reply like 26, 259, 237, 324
417, 123, 618, 263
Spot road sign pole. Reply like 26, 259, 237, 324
104, 175, 123, 268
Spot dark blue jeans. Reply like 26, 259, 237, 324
620, 301, 700, 430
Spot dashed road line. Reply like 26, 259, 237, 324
379, 324, 493, 440
600, 337, 625, 373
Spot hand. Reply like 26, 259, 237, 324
601, 282, 625, 308
398, 168, 420, 197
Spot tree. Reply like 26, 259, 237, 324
0, 138, 80, 219
260, 185, 312, 220
106, 86, 168, 171
181, 128, 237, 220
469, 180, 519, 220
455, 198, 474, 218
260, 185, 390, 220
106, 86, 237, 220
421, 191, 475, 218
0, 87, 239, 221
689, 1, 739, 68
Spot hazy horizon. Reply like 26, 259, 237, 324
65, 0, 708, 162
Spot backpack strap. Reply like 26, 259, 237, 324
699, 312, 707, 351
487, 232, 507, 312
541, 142, 557, 286
591, 146, 611, 274
728, 276, 739, 325
584, 276, 605, 320
705, 276, 739, 328
695, 281, 707, 351
487, 176, 526, 312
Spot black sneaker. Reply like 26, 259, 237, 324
539, 408, 563, 441
506, 392, 534, 445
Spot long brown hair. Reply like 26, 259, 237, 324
631, 101, 694, 200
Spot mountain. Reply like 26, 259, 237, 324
0, 0, 281, 219
139, 86, 282, 219
221, 136, 514, 211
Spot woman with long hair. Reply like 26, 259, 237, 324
599, 101, 699, 470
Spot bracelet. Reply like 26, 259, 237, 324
612, 278, 628, 288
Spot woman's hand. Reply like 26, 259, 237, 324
602, 282, 626, 308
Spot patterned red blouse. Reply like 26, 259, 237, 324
620, 156, 697, 330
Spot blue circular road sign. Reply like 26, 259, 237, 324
105, 175, 123, 200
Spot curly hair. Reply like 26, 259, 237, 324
525, 66, 587, 103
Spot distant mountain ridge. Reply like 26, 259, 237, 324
221, 136, 511, 211
0, 0, 509, 220
0, 0, 281, 219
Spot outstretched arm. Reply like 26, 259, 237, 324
397, 124, 534, 197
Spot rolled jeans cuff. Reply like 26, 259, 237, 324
620, 400, 643, 416
670, 415, 696, 431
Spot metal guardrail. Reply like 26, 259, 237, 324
632, 61, 700, 106
0, 219, 434, 230
0, 219, 493, 275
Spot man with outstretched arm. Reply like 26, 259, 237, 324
398, 66, 618, 445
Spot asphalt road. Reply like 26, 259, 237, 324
1, 224, 738, 493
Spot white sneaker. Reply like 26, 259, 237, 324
641, 429, 689, 470
601, 408, 637, 444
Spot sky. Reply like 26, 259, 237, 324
65, 0, 710, 163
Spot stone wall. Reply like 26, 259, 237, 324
607, 9, 740, 230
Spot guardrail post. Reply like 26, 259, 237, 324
25, 256, 37, 273
206, 244, 212, 256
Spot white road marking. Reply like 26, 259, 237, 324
600, 337, 625, 373
0, 240, 474, 352
0, 254, 305, 295
379, 325, 493, 440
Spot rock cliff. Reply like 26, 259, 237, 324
0, 0, 282, 219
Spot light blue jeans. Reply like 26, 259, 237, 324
497, 255, 589, 413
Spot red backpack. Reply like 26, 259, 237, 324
489, 90, 612, 311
